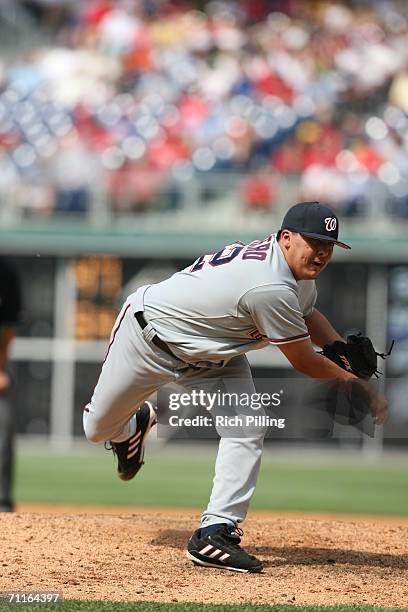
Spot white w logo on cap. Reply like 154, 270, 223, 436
325, 217, 337, 232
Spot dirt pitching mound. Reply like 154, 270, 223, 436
1, 510, 407, 607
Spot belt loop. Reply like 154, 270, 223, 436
135, 309, 181, 362
142, 322, 157, 343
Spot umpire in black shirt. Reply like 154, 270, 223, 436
0, 258, 21, 512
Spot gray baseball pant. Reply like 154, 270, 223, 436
83, 296, 266, 527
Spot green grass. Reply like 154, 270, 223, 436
14, 448, 408, 516
0, 603, 407, 612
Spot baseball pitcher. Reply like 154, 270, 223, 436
83, 201, 388, 573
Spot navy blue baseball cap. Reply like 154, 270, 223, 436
280, 201, 351, 249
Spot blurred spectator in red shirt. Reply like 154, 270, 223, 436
109, 159, 166, 214
241, 168, 278, 212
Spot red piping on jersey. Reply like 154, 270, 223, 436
268, 332, 309, 344
103, 303, 131, 364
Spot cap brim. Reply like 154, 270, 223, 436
299, 231, 351, 250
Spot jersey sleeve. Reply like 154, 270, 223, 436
240, 285, 310, 345
297, 280, 317, 318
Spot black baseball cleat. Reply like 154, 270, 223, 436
186, 524, 263, 573
107, 402, 157, 481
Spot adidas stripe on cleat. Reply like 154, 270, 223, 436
107, 402, 157, 481
187, 524, 263, 573
127, 430, 142, 460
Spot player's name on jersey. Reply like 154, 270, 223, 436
167, 415, 286, 429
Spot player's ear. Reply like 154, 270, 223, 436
279, 229, 292, 249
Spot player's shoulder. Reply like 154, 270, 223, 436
298, 279, 316, 287
239, 282, 299, 311
239, 236, 297, 294
297, 279, 317, 293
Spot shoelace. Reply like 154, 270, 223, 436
221, 526, 259, 561
233, 527, 244, 538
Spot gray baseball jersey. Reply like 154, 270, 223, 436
142, 234, 317, 364
84, 233, 317, 530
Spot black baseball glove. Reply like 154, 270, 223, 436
321, 334, 394, 380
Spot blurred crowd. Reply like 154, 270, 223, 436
1, 0, 408, 218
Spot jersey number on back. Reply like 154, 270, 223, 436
190, 237, 272, 272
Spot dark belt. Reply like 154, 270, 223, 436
135, 311, 177, 360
